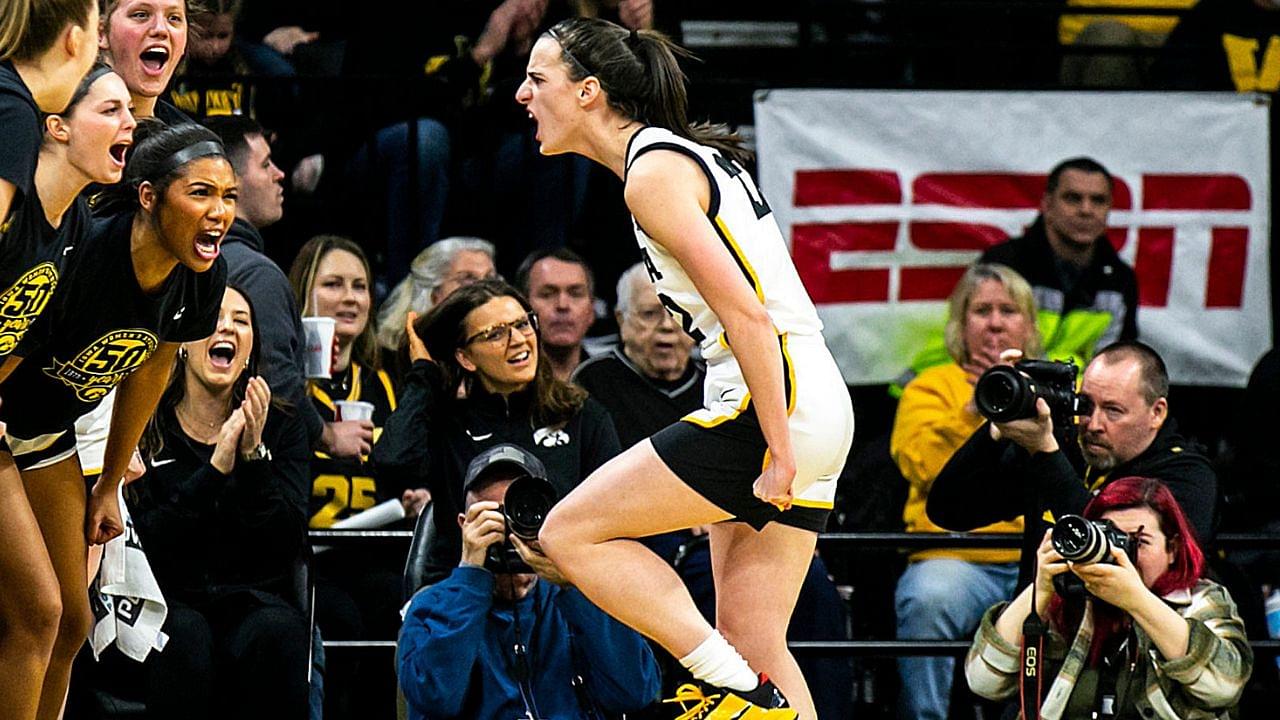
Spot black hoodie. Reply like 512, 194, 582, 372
372, 359, 620, 584
221, 217, 323, 443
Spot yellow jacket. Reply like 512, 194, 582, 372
891, 363, 1023, 564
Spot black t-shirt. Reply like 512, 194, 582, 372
0, 61, 39, 200
2, 195, 91, 359
0, 211, 227, 436
0, 60, 55, 360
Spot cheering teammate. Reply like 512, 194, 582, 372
520, 18, 854, 719
0, 121, 229, 720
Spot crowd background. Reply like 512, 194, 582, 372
12, 0, 1279, 718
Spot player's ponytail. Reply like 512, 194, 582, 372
546, 18, 751, 166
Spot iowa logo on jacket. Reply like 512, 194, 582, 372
45, 329, 158, 402
533, 426, 571, 448
0, 263, 58, 355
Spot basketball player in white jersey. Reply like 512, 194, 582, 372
518, 18, 854, 719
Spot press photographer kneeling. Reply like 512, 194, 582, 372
928, 341, 1218, 581
397, 445, 660, 720
966, 477, 1251, 719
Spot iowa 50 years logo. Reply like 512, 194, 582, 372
0, 263, 59, 355
44, 329, 158, 402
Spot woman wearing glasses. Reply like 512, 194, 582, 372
371, 279, 620, 583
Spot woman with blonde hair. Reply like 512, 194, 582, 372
890, 262, 1043, 720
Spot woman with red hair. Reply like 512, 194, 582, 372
966, 476, 1252, 719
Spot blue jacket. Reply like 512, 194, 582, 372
398, 566, 660, 719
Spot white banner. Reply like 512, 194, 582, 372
755, 90, 1271, 387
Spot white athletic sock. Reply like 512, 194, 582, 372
678, 630, 759, 692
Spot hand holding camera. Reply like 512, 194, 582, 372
976, 351, 1093, 454
1032, 530, 1071, 618
1049, 514, 1146, 608
460, 500, 507, 569
511, 535, 570, 586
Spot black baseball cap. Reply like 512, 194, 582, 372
463, 444, 548, 495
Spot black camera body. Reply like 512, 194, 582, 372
1050, 515, 1139, 598
483, 475, 559, 574
974, 359, 1094, 441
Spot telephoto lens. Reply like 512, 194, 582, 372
973, 365, 1038, 422
502, 475, 559, 541
1051, 515, 1113, 565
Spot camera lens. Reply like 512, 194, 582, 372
974, 366, 1037, 422
1051, 515, 1109, 564
502, 476, 558, 541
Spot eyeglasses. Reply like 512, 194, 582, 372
463, 312, 539, 347
627, 307, 673, 327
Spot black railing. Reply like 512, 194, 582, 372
309, 529, 1280, 656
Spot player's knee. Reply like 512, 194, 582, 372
51, 593, 93, 660
5, 584, 63, 657
538, 503, 578, 563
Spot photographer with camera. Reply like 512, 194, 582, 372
965, 476, 1251, 719
928, 340, 1217, 584
891, 263, 1044, 720
397, 444, 660, 720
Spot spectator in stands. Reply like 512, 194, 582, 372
516, 247, 597, 381
167, 0, 264, 119
287, 234, 414, 720
966, 477, 1251, 719
132, 285, 310, 719
891, 264, 1043, 720
98, 0, 192, 124
1151, 0, 1280, 92
928, 341, 1218, 584
574, 263, 853, 718
398, 443, 660, 720
1224, 348, 1280, 560
375, 237, 498, 363
204, 115, 372, 460
898, 157, 1137, 391
574, 263, 700, 450
1057, 0, 1197, 88
981, 158, 1137, 363
371, 279, 619, 584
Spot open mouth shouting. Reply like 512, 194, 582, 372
194, 228, 224, 261
140, 45, 171, 78
507, 349, 532, 367
108, 140, 131, 169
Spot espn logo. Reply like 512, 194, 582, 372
789, 170, 1252, 308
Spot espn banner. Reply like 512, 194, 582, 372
754, 90, 1271, 387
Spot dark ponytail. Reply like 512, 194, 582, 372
546, 17, 750, 166
93, 119, 227, 216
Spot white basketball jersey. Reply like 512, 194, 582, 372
625, 126, 823, 364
